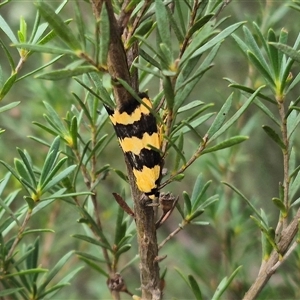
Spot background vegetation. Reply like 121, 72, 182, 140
1, 0, 300, 299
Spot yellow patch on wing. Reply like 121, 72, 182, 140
110, 98, 152, 125
133, 165, 160, 193
119, 132, 160, 155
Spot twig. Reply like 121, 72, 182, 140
269, 241, 298, 273
124, 0, 151, 46
243, 208, 300, 300
6, 209, 32, 261
158, 225, 183, 250
160, 134, 208, 189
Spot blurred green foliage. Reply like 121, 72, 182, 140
1, 1, 300, 299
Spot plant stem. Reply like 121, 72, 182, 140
278, 99, 290, 215
6, 209, 32, 262
158, 226, 183, 250
243, 208, 300, 300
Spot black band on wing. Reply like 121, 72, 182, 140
145, 189, 159, 198
114, 113, 158, 140
118, 93, 149, 115
124, 148, 161, 171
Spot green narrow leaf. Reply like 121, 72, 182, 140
261, 229, 273, 260
32, 122, 59, 137
135, 35, 165, 63
175, 42, 221, 110
176, 202, 185, 219
175, 64, 214, 95
253, 99, 280, 126
0, 160, 24, 184
199, 194, 219, 210
17, 148, 37, 187
115, 244, 131, 257
72, 93, 92, 123
85, 134, 110, 163
250, 215, 278, 253
133, 62, 162, 79
14, 159, 35, 191
188, 275, 203, 300
252, 22, 269, 56
43, 102, 67, 134
18, 16, 27, 43
187, 209, 204, 221
36, 251, 73, 295
37, 283, 69, 299
172, 113, 214, 137
117, 234, 133, 249
163, 76, 175, 110
175, 0, 186, 35
4, 268, 48, 279
0, 37, 16, 70
70, 116, 78, 150
178, 101, 205, 113
272, 198, 287, 217
114, 205, 125, 246
226, 80, 276, 104
165, 135, 186, 167
0, 73, 17, 100
42, 165, 76, 192
75, 251, 106, 263
35, 1, 81, 51
0, 15, 18, 44
0, 197, 21, 227
139, 48, 162, 70
72, 234, 111, 250
203, 136, 248, 154
26, 237, 40, 285
187, 21, 245, 63
210, 86, 264, 141
183, 191, 192, 216
247, 51, 275, 87
207, 93, 233, 140
211, 266, 242, 300
243, 25, 271, 74
155, 0, 172, 51
32, 0, 68, 43
192, 180, 212, 211
0, 101, 20, 113
262, 125, 286, 150
190, 174, 204, 205
267, 29, 279, 78
0, 288, 24, 297
78, 256, 109, 277
222, 181, 267, 227
188, 14, 214, 37
17, 55, 64, 82
13, 43, 76, 55
290, 170, 300, 200
99, 4, 110, 66
166, 5, 184, 43
173, 133, 184, 172
39, 136, 61, 186
74, 0, 86, 49
174, 267, 190, 287
36, 66, 98, 80
133, 18, 154, 39
270, 42, 300, 63
0, 172, 11, 196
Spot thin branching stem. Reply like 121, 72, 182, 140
278, 99, 290, 210
6, 209, 32, 262
160, 134, 208, 189
158, 225, 183, 250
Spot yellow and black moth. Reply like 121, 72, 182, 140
105, 93, 161, 200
